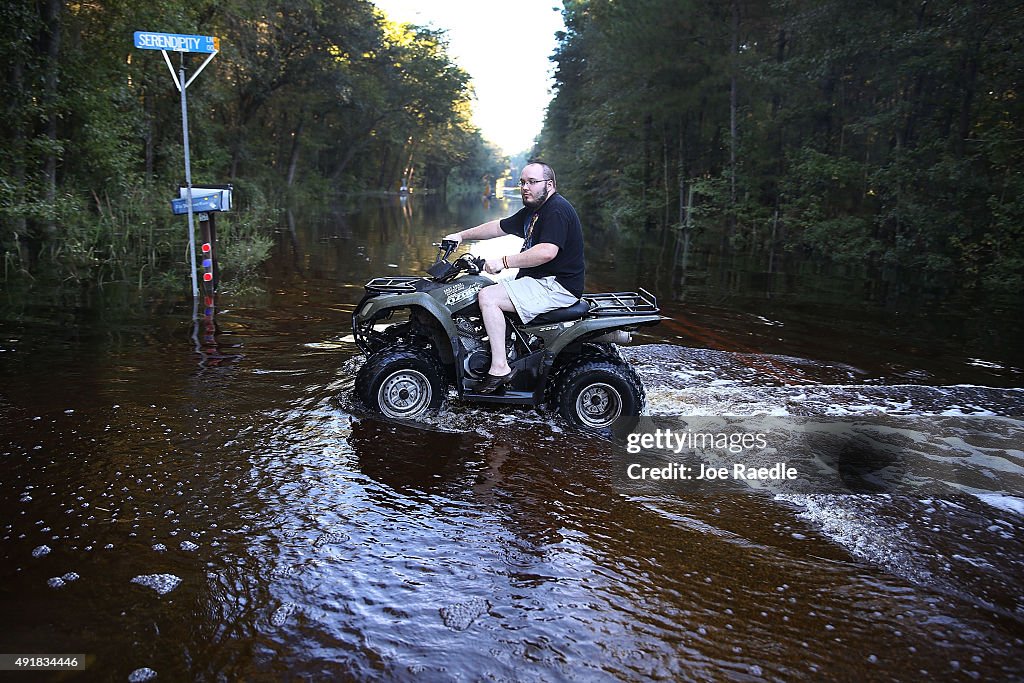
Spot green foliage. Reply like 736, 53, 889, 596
212, 179, 276, 285
0, 0, 502, 291
539, 0, 1024, 292
778, 147, 879, 260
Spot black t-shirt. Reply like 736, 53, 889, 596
498, 192, 585, 298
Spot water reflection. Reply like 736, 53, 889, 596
349, 417, 487, 493
191, 295, 242, 369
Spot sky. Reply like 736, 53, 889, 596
372, 0, 565, 156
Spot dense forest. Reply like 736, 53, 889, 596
538, 0, 1023, 291
0, 0, 503, 286
5, 1, 1022, 294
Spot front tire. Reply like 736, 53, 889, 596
556, 360, 643, 433
356, 348, 446, 419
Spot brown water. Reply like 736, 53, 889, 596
1, 194, 1022, 681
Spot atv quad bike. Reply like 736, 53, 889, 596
351, 240, 661, 431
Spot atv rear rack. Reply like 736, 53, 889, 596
583, 288, 659, 317
365, 276, 422, 293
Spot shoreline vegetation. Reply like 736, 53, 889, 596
1, 180, 277, 294
0, 0, 505, 295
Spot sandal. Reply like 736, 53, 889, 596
476, 366, 518, 394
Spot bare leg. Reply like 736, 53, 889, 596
477, 283, 517, 376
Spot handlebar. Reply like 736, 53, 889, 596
452, 252, 485, 274
428, 241, 486, 279
431, 240, 459, 262
466, 254, 486, 273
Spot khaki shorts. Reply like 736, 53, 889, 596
501, 275, 578, 324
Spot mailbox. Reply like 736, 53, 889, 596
169, 184, 231, 294
170, 184, 232, 215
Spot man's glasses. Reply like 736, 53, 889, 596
517, 178, 549, 188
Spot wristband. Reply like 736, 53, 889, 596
502, 255, 509, 270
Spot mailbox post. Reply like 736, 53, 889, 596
133, 30, 220, 302
170, 185, 231, 294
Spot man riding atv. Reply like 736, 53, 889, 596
351, 162, 661, 431
443, 161, 583, 394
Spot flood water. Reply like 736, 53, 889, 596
1, 193, 1023, 681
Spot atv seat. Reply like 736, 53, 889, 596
514, 298, 591, 326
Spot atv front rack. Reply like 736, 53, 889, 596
583, 288, 659, 316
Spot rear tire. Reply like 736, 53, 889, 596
556, 360, 643, 434
356, 348, 445, 419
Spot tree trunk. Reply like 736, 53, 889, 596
286, 114, 305, 187
956, 35, 984, 157
10, 58, 27, 241
374, 143, 390, 189
678, 119, 687, 230
332, 142, 362, 182
402, 139, 416, 190
772, 27, 786, 117
404, 152, 417, 192
42, 0, 61, 236
772, 26, 786, 225
332, 114, 389, 183
729, 0, 739, 212
144, 87, 155, 179
642, 112, 654, 230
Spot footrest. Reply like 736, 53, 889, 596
461, 390, 537, 405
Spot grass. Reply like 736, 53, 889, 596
1, 180, 279, 296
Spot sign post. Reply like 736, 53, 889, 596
133, 31, 219, 303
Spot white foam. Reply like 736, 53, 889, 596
968, 358, 1005, 370
270, 602, 299, 626
128, 667, 158, 682
777, 494, 934, 585
972, 493, 1024, 517
131, 574, 181, 595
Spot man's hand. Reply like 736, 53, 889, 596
483, 257, 504, 274
442, 233, 462, 246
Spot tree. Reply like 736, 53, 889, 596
0, 0, 501, 285
539, 0, 1024, 289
